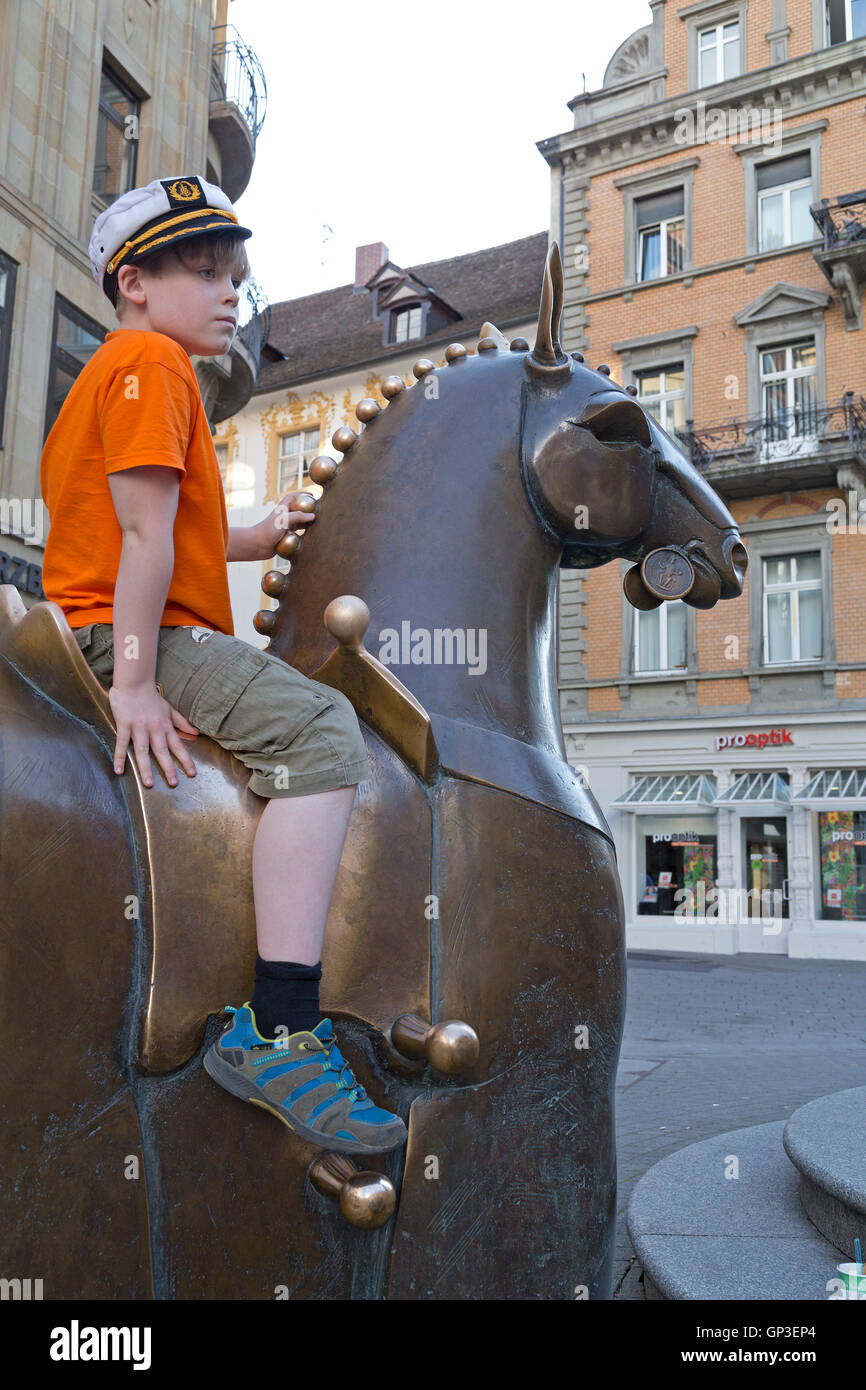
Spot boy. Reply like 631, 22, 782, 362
40, 174, 407, 1157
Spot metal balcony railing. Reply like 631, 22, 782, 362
674, 393, 866, 471
236, 276, 271, 376
810, 191, 866, 252
210, 23, 267, 142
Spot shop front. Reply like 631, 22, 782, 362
575, 716, 866, 960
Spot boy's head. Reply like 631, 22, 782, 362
89, 174, 253, 356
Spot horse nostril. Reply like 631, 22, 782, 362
579, 398, 652, 447
728, 540, 748, 581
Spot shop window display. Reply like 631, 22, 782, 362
819, 811, 866, 921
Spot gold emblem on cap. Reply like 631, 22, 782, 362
167, 179, 201, 202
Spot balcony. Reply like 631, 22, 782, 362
675, 394, 866, 497
209, 24, 267, 201
194, 277, 272, 427
811, 191, 866, 330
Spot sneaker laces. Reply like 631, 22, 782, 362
311, 1033, 366, 1103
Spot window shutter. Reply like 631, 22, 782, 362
756, 152, 811, 191
635, 189, 684, 227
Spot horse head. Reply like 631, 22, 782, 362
519, 243, 747, 612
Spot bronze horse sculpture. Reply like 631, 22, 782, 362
0, 244, 745, 1300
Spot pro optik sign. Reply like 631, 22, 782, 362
716, 727, 794, 752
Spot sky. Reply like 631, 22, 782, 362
229, 0, 652, 306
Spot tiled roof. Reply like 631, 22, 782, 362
254, 230, 548, 395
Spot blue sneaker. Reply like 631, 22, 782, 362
203, 1003, 408, 1155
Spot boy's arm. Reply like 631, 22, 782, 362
226, 526, 263, 563
107, 464, 181, 689
226, 494, 318, 563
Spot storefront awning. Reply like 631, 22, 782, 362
714, 772, 791, 807
612, 773, 717, 811
792, 768, 866, 811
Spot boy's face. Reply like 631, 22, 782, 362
118, 245, 242, 355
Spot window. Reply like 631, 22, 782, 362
636, 190, 684, 281
278, 427, 320, 494
636, 364, 686, 434
44, 298, 106, 442
0, 252, 18, 451
392, 306, 422, 343
697, 19, 740, 85
633, 600, 688, 673
641, 826, 718, 917
759, 339, 817, 454
762, 552, 822, 664
818, 809, 866, 920
757, 153, 814, 252
93, 63, 140, 203
825, 0, 866, 44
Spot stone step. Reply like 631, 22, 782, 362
782, 1086, 866, 1262
627, 1120, 847, 1300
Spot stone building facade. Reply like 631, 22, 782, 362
0, 0, 267, 607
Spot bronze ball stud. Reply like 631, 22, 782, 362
445, 343, 468, 362
323, 595, 370, 650
275, 532, 301, 560
261, 569, 288, 598
253, 609, 276, 636
332, 426, 358, 452
390, 1013, 480, 1075
412, 359, 435, 378
307, 1153, 396, 1230
510, 337, 530, 351
309, 456, 338, 484
381, 375, 405, 398
355, 398, 382, 423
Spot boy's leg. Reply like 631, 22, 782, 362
73, 622, 408, 1151
75, 624, 370, 1035
252, 785, 357, 965
248, 785, 355, 1037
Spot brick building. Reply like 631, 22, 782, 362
539, 1, 866, 957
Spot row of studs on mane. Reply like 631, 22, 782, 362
253, 339, 635, 636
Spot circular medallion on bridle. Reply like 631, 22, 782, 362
641, 547, 695, 599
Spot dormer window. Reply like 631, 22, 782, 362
392, 306, 422, 343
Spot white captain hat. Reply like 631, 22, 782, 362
89, 174, 252, 306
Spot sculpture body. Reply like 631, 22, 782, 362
0, 247, 745, 1298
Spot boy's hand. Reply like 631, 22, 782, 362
108, 684, 199, 789
253, 490, 317, 560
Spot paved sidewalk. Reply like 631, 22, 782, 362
613, 950, 866, 1300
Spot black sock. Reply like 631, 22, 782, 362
250, 954, 322, 1038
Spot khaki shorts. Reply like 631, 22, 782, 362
72, 622, 371, 800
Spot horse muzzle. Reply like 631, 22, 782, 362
624, 533, 748, 610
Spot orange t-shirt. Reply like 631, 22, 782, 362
40, 328, 234, 634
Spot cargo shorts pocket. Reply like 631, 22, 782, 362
182, 645, 271, 737
73, 623, 114, 680
73, 623, 111, 657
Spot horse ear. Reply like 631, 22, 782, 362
529, 242, 569, 371
479, 320, 510, 350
